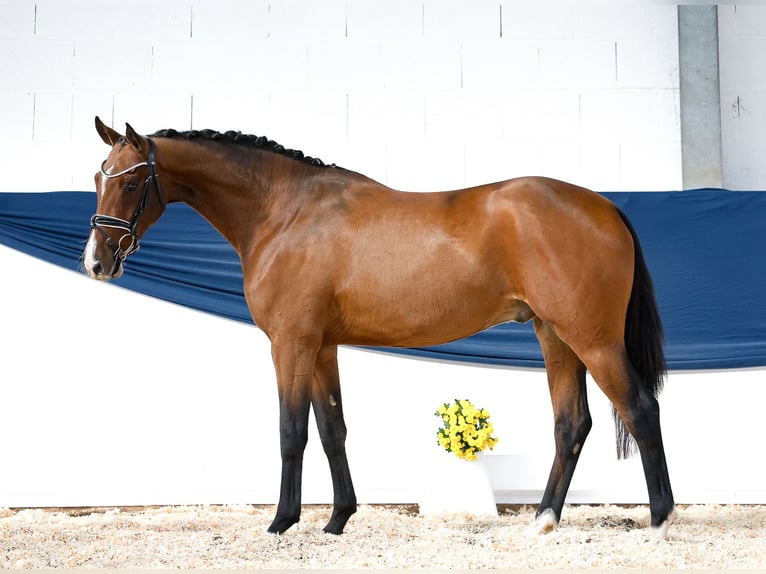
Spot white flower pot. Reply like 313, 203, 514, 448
419, 451, 497, 516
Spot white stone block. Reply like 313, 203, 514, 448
619, 140, 682, 191
0, 1, 35, 38
268, 0, 346, 41
72, 90, 115, 144
541, 140, 581, 184
538, 39, 616, 90
500, 90, 580, 143
425, 90, 503, 144
35, 0, 192, 42
423, 0, 500, 40
717, 6, 737, 40
461, 40, 540, 91
580, 92, 621, 144
153, 39, 307, 92
580, 89, 680, 145
719, 38, 766, 91
31, 90, 72, 142
383, 41, 461, 91
651, 5, 678, 39
0, 140, 81, 191
191, 92, 272, 135
579, 140, 621, 191
574, 4, 654, 39
726, 5, 766, 39
0, 140, 33, 190
616, 38, 678, 90
259, 41, 309, 91
720, 89, 766, 190
502, 2, 574, 39
0, 89, 33, 140
74, 40, 153, 90
719, 8, 766, 188
191, 0, 269, 41
307, 40, 385, 92
346, 1, 423, 41
0, 39, 74, 89
348, 91, 425, 146
113, 91, 193, 134
152, 41, 229, 91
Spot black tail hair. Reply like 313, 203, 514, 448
614, 208, 667, 459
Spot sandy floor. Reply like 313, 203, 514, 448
1, 504, 765, 569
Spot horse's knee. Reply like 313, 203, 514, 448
280, 418, 309, 459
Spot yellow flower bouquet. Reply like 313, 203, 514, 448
435, 399, 498, 461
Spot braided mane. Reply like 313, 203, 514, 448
150, 128, 334, 168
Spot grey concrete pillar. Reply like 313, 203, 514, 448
678, 5, 723, 189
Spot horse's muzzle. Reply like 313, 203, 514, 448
85, 257, 123, 280
83, 231, 124, 280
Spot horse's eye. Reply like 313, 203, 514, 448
125, 182, 138, 193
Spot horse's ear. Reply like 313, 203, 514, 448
95, 116, 122, 146
124, 123, 146, 152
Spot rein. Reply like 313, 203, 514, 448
90, 138, 164, 263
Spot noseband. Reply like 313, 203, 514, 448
90, 138, 164, 265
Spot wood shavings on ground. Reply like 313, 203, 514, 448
1, 504, 765, 569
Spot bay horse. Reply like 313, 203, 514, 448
83, 117, 675, 539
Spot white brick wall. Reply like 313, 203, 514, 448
0, 1, 35, 38
719, 5, 766, 189
0, 1, 683, 193
3, 3, 766, 509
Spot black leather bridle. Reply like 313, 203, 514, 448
90, 138, 164, 264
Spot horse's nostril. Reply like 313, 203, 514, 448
91, 261, 103, 276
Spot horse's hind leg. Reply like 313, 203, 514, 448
531, 318, 591, 534
583, 346, 675, 539
311, 345, 357, 534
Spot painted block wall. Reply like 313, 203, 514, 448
719, 4, 766, 189
2, 2, 766, 509
0, 1, 681, 193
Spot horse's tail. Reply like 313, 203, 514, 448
614, 208, 667, 459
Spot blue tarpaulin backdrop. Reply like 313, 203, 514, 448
1, 190, 764, 370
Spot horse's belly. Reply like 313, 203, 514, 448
332, 288, 533, 348
326, 209, 530, 346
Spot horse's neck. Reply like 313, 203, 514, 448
160, 141, 306, 254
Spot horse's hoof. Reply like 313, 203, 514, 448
529, 508, 558, 535
322, 523, 345, 535
323, 505, 357, 535
267, 513, 300, 534
650, 508, 677, 541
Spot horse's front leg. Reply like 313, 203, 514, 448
267, 334, 318, 534
312, 345, 357, 534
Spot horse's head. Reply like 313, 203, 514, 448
83, 117, 165, 280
